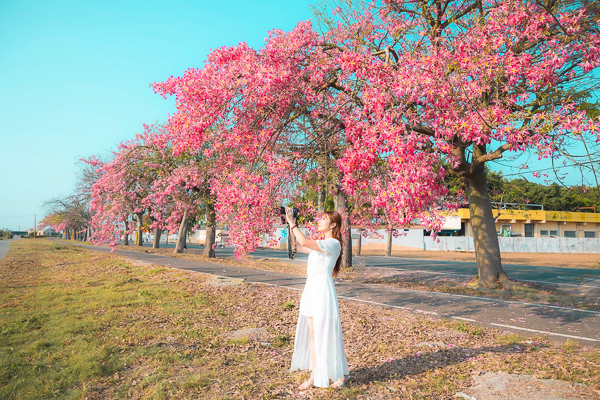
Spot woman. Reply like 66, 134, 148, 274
285, 207, 350, 390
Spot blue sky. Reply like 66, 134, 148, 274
0, 0, 314, 231
0, 0, 597, 231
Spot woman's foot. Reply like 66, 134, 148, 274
298, 374, 314, 390
330, 375, 350, 389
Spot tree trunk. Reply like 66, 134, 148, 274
153, 227, 161, 249
467, 164, 506, 287
203, 201, 216, 258
317, 184, 327, 212
123, 217, 129, 246
386, 224, 393, 257
135, 212, 144, 246
357, 228, 362, 256
335, 185, 352, 269
174, 212, 189, 253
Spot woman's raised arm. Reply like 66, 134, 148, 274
285, 207, 324, 253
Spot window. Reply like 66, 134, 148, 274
584, 231, 596, 238
540, 230, 549, 236
550, 230, 558, 236
524, 223, 534, 237
564, 231, 576, 238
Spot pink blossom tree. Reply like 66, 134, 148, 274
88, 125, 221, 255
154, 0, 599, 287
143, 139, 217, 255
89, 128, 166, 248
311, 0, 600, 287
153, 21, 451, 266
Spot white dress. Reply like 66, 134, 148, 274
290, 238, 349, 388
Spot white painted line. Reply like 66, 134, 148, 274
340, 296, 441, 315
364, 265, 473, 277
366, 266, 600, 288
489, 323, 600, 342
337, 295, 416, 311
452, 317, 477, 322
259, 282, 303, 291
260, 282, 599, 342
368, 283, 600, 315
260, 283, 438, 315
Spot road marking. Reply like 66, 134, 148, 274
337, 296, 440, 316
452, 317, 477, 322
370, 284, 600, 315
363, 265, 600, 289
489, 323, 600, 342
259, 283, 435, 314
267, 282, 599, 343
336, 296, 420, 312
362, 265, 473, 277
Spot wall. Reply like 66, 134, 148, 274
354, 229, 600, 253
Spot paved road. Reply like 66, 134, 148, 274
122, 241, 600, 298
0, 239, 12, 259
59, 239, 600, 346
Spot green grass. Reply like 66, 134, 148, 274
0, 240, 221, 399
495, 333, 526, 346
280, 301, 295, 310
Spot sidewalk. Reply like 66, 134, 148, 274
57, 239, 600, 346
0, 239, 12, 260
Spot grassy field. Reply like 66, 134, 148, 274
1, 240, 599, 399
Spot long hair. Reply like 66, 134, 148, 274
323, 211, 344, 278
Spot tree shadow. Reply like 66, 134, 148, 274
347, 343, 520, 385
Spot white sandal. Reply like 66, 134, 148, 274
298, 373, 314, 390
330, 374, 351, 389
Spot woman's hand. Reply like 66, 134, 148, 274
285, 207, 297, 225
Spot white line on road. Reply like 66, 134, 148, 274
265, 282, 599, 343
259, 282, 440, 315
489, 323, 600, 342
364, 265, 600, 289
366, 283, 600, 315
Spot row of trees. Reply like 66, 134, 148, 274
487, 171, 600, 212
40, 158, 99, 241
43, 0, 600, 289
87, 125, 218, 256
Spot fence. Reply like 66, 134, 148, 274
243, 226, 600, 254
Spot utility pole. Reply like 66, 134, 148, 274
34, 214, 36, 238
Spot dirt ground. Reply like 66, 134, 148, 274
354, 250, 600, 269
2, 240, 599, 399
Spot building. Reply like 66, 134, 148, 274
261, 207, 600, 254
455, 208, 599, 238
